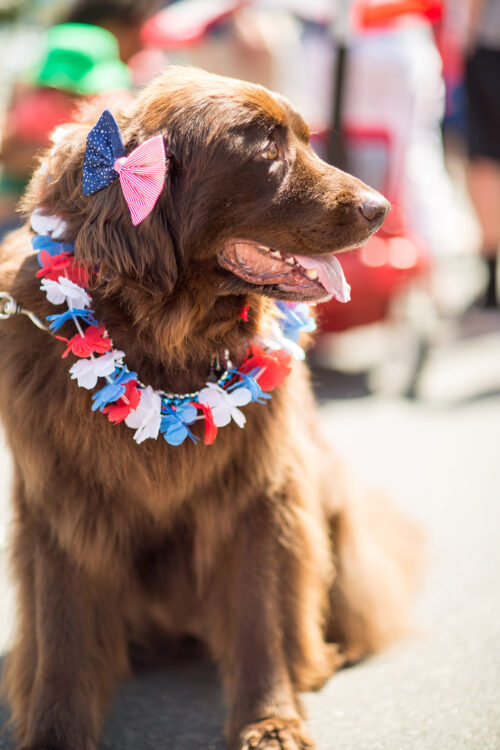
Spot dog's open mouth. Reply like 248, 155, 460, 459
218, 240, 351, 303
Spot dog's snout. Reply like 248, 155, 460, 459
358, 194, 390, 225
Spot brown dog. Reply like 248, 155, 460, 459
0, 67, 420, 750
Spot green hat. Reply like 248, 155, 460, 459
33, 23, 131, 95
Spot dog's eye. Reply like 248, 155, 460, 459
261, 142, 279, 161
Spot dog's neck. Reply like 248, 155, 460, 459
89, 279, 270, 394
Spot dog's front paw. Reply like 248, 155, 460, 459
239, 718, 314, 750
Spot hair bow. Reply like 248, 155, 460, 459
82, 109, 167, 226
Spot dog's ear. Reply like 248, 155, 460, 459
74, 174, 178, 291
23, 118, 178, 293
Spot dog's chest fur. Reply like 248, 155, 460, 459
0, 232, 318, 601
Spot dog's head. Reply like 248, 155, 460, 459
26, 67, 388, 307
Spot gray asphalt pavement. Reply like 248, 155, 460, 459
1, 318, 499, 750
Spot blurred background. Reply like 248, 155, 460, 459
0, 1, 499, 749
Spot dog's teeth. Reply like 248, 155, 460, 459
270, 250, 281, 259
285, 256, 295, 265
305, 269, 318, 280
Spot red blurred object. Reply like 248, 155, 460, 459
141, 0, 248, 49
352, 0, 443, 30
9, 88, 77, 144
317, 232, 429, 332
317, 124, 430, 333
7, 87, 133, 146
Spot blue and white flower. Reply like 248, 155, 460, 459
255, 321, 306, 361
30, 208, 68, 239
125, 386, 162, 444
69, 350, 125, 390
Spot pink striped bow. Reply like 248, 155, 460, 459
113, 135, 167, 226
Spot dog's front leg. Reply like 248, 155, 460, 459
16, 525, 128, 750
208, 504, 315, 750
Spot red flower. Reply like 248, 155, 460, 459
60, 325, 112, 359
37, 250, 89, 286
192, 401, 217, 445
103, 380, 140, 423
239, 345, 291, 391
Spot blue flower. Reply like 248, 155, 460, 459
276, 301, 316, 342
91, 368, 137, 411
160, 402, 198, 446
228, 369, 270, 404
46, 308, 98, 331
32, 234, 74, 265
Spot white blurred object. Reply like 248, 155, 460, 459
267, 12, 335, 133
343, 20, 471, 258
255, 0, 336, 24
163, 1, 337, 133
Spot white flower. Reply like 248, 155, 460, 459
41, 277, 91, 308
125, 386, 162, 444
198, 383, 252, 428
69, 350, 125, 390
255, 321, 305, 361
30, 209, 68, 239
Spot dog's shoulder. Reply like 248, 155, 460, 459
0, 226, 64, 405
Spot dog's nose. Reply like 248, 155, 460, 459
358, 194, 390, 225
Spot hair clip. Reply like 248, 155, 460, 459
82, 109, 167, 225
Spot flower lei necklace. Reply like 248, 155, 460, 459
30, 210, 316, 447
23, 111, 316, 447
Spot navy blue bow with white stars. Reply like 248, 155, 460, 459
82, 109, 126, 195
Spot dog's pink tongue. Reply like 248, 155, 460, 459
295, 254, 351, 303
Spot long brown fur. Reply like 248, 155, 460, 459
0, 67, 421, 750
